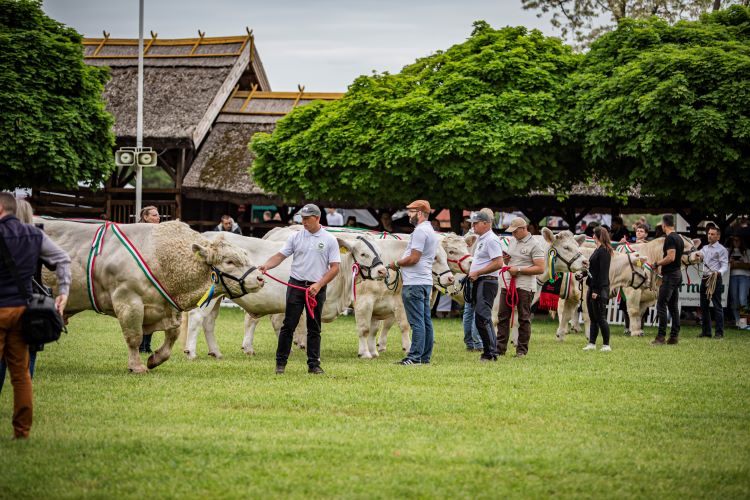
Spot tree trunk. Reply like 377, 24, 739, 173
713, 0, 721, 12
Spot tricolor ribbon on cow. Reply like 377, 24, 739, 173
547, 248, 557, 283
85, 221, 183, 313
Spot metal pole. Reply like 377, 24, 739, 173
135, 0, 145, 218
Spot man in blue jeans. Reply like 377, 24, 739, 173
387, 200, 438, 365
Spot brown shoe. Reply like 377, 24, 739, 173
667, 336, 679, 345
308, 366, 325, 375
651, 336, 666, 346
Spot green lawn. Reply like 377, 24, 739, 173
1, 309, 749, 499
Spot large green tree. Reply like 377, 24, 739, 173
250, 22, 581, 208
566, 6, 750, 213
0, 0, 115, 190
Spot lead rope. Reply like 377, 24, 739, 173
500, 266, 519, 328
704, 272, 719, 301
261, 271, 317, 318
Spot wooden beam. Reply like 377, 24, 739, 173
189, 30, 206, 55
231, 91, 344, 100
143, 31, 158, 55
91, 31, 110, 57
292, 85, 306, 109
239, 83, 259, 112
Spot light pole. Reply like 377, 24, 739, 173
135, 0, 145, 217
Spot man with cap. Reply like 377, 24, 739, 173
497, 217, 546, 357
466, 210, 504, 362
259, 204, 340, 374
387, 200, 438, 365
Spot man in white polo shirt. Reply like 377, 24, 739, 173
386, 199, 438, 365
467, 210, 504, 362
259, 204, 340, 374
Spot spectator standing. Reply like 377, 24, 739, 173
345, 216, 357, 228
497, 217, 546, 357
728, 235, 750, 329
138, 206, 160, 353
634, 223, 649, 243
259, 204, 340, 375
611, 216, 631, 242
326, 208, 344, 227
0, 193, 70, 439
652, 215, 684, 345
387, 200, 439, 365
466, 211, 503, 362
583, 226, 614, 352
698, 227, 729, 339
380, 212, 394, 233
214, 215, 242, 235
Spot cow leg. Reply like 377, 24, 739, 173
626, 289, 644, 337
355, 302, 375, 358
242, 313, 260, 355
377, 319, 391, 352
367, 318, 380, 357
183, 309, 202, 360
202, 299, 223, 359
113, 294, 148, 373
147, 320, 181, 370
556, 297, 570, 341
394, 302, 411, 351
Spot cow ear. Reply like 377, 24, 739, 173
692, 238, 702, 249
464, 234, 477, 248
192, 243, 214, 263
336, 237, 353, 254
542, 227, 554, 244
574, 234, 586, 245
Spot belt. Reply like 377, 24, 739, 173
290, 277, 317, 287
477, 275, 498, 281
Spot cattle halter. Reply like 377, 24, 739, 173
353, 236, 384, 280
212, 264, 259, 300
447, 253, 472, 274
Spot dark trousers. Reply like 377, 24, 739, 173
497, 288, 534, 355
587, 288, 610, 345
276, 278, 326, 368
657, 270, 682, 338
473, 278, 499, 359
0, 306, 32, 439
700, 275, 724, 336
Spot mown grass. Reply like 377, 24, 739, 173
1, 309, 749, 499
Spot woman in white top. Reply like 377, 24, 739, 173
728, 235, 750, 329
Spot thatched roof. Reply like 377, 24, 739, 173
182, 90, 344, 204
83, 32, 270, 149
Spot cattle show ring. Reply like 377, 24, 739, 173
1, 1, 749, 498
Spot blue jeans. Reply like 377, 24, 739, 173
729, 275, 750, 323
0, 350, 37, 395
402, 285, 434, 363
462, 300, 483, 350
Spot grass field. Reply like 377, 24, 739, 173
1, 309, 749, 499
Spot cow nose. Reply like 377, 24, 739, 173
378, 268, 387, 278
447, 275, 455, 284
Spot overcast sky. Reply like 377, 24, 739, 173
44, 0, 559, 92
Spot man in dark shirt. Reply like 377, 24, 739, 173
652, 214, 685, 345
611, 216, 631, 242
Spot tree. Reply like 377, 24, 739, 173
565, 6, 750, 214
250, 22, 581, 208
0, 0, 115, 190
521, 0, 748, 47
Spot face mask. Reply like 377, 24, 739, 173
409, 214, 419, 226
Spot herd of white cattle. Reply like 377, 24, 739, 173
35, 217, 703, 373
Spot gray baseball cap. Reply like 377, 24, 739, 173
468, 211, 492, 223
299, 204, 321, 217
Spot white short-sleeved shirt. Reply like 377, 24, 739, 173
469, 231, 503, 277
280, 227, 341, 282
326, 212, 344, 226
401, 221, 438, 286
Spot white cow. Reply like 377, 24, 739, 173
183, 231, 387, 358
39, 219, 264, 373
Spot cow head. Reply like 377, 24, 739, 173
192, 236, 264, 298
541, 227, 588, 273
432, 245, 455, 288
442, 233, 473, 274
337, 236, 387, 280
682, 237, 703, 266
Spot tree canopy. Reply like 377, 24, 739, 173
250, 22, 581, 208
0, 0, 115, 190
566, 6, 750, 212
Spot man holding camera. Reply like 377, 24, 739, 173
0, 192, 70, 439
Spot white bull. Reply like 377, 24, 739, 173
184, 230, 387, 358
39, 219, 264, 373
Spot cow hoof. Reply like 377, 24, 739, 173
243, 349, 255, 356
146, 355, 160, 369
129, 365, 148, 374
208, 352, 223, 360
298, 346, 306, 351
378, 347, 386, 353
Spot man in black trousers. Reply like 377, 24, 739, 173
652, 215, 685, 345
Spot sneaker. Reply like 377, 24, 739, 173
697, 333, 712, 338
667, 336, 679, 345
600, 345, 612, 352
583, 343, 596, 351
513, 353, 526, 358
651, 336, 666, 346
275, 365, 285, 375
714, 334, 724, 340
395, 358, 419, 365
479, 356, 497, 363
308, 366, 325, 374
